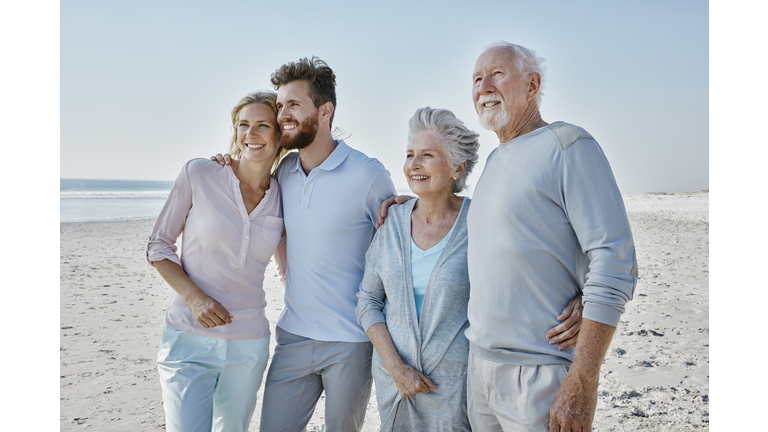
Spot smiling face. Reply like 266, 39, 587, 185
276, 80, 320, 150
404, 130, 460, 199
472, 46, 533, 135
236, 103, 280, 165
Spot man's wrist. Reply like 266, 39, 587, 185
566, 364, 600, 387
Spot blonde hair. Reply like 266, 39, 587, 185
227, 90, 289, 174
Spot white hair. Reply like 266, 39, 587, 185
407, 107, 480, 194
482, 40, 546, 107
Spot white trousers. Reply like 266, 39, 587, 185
157, 326, 270, 432
467, 352, 570, 432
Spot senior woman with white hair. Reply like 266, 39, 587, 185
356, 106, 482, 431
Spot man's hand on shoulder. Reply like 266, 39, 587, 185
210, 153, 232, 166
376, 195, 415, 229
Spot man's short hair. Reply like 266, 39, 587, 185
271, 56, 337, 128
483, 41, 546, 106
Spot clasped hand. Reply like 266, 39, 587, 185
389, 362, 438, 398
188, 293, 233, 328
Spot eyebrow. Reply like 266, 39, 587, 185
238, 118, 272, 124
278, 98, 302, 105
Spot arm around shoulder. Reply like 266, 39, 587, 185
365, 169, 398, 228
561, 139, 637, 327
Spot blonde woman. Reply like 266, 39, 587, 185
147, 91, 288, 432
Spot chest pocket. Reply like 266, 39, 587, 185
260, 215, 284, 249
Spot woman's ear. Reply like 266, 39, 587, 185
454, 161, 467, 179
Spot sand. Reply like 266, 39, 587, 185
59, 192, 709, 431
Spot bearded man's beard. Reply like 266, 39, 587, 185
476, 97, 512, 132
280, 114, 319, 150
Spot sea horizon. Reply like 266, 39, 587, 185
60, 177, 705, 224
60, 178, 417, 223
60, 178, 174, 223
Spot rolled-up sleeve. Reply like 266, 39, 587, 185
146, 162, 193, 267
562, 139, 638, 327
355, 233, 387, 332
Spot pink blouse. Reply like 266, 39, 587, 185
147, 159, 283, 340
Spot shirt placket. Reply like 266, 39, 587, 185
233, 180, 252, 267
301, 172, 318, 209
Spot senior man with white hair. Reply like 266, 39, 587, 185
464, 41, 637, 432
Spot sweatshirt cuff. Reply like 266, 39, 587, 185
582, 302, 622, 328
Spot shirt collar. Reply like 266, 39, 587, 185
288, 140, 352, 173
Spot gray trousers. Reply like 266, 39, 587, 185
467, 352, 570, 432
259, 327, 373, 432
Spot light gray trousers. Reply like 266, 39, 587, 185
259, 327, 373, 432
467, 352, 570, 432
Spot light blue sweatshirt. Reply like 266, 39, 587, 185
466, 122, 637, 365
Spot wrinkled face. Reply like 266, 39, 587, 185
276, 80, 320, 150
236, 103, 280, 165
404, 130, 458, 198
472, 47, 530, 132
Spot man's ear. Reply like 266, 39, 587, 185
318, 101, 334, 124
527, 72, 541, 102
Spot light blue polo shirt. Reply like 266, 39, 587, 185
276, 140, 396, 342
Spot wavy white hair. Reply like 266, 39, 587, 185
407, 107, 480, 194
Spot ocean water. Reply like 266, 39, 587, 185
60, 178, 173, 223
60, 179, 419, 223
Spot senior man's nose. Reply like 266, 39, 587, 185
478, 75, 495, 94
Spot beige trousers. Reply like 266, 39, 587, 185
467, 352, 570, 432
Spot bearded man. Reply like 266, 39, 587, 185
217, 56, 396, 431
263, 57, 399, 432
464, 42, 638, 432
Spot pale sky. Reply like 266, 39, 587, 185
60, 0, 708, 194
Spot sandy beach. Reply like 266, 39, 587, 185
60, 192, 709, 431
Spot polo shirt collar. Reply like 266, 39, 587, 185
288, 140, 352, 173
